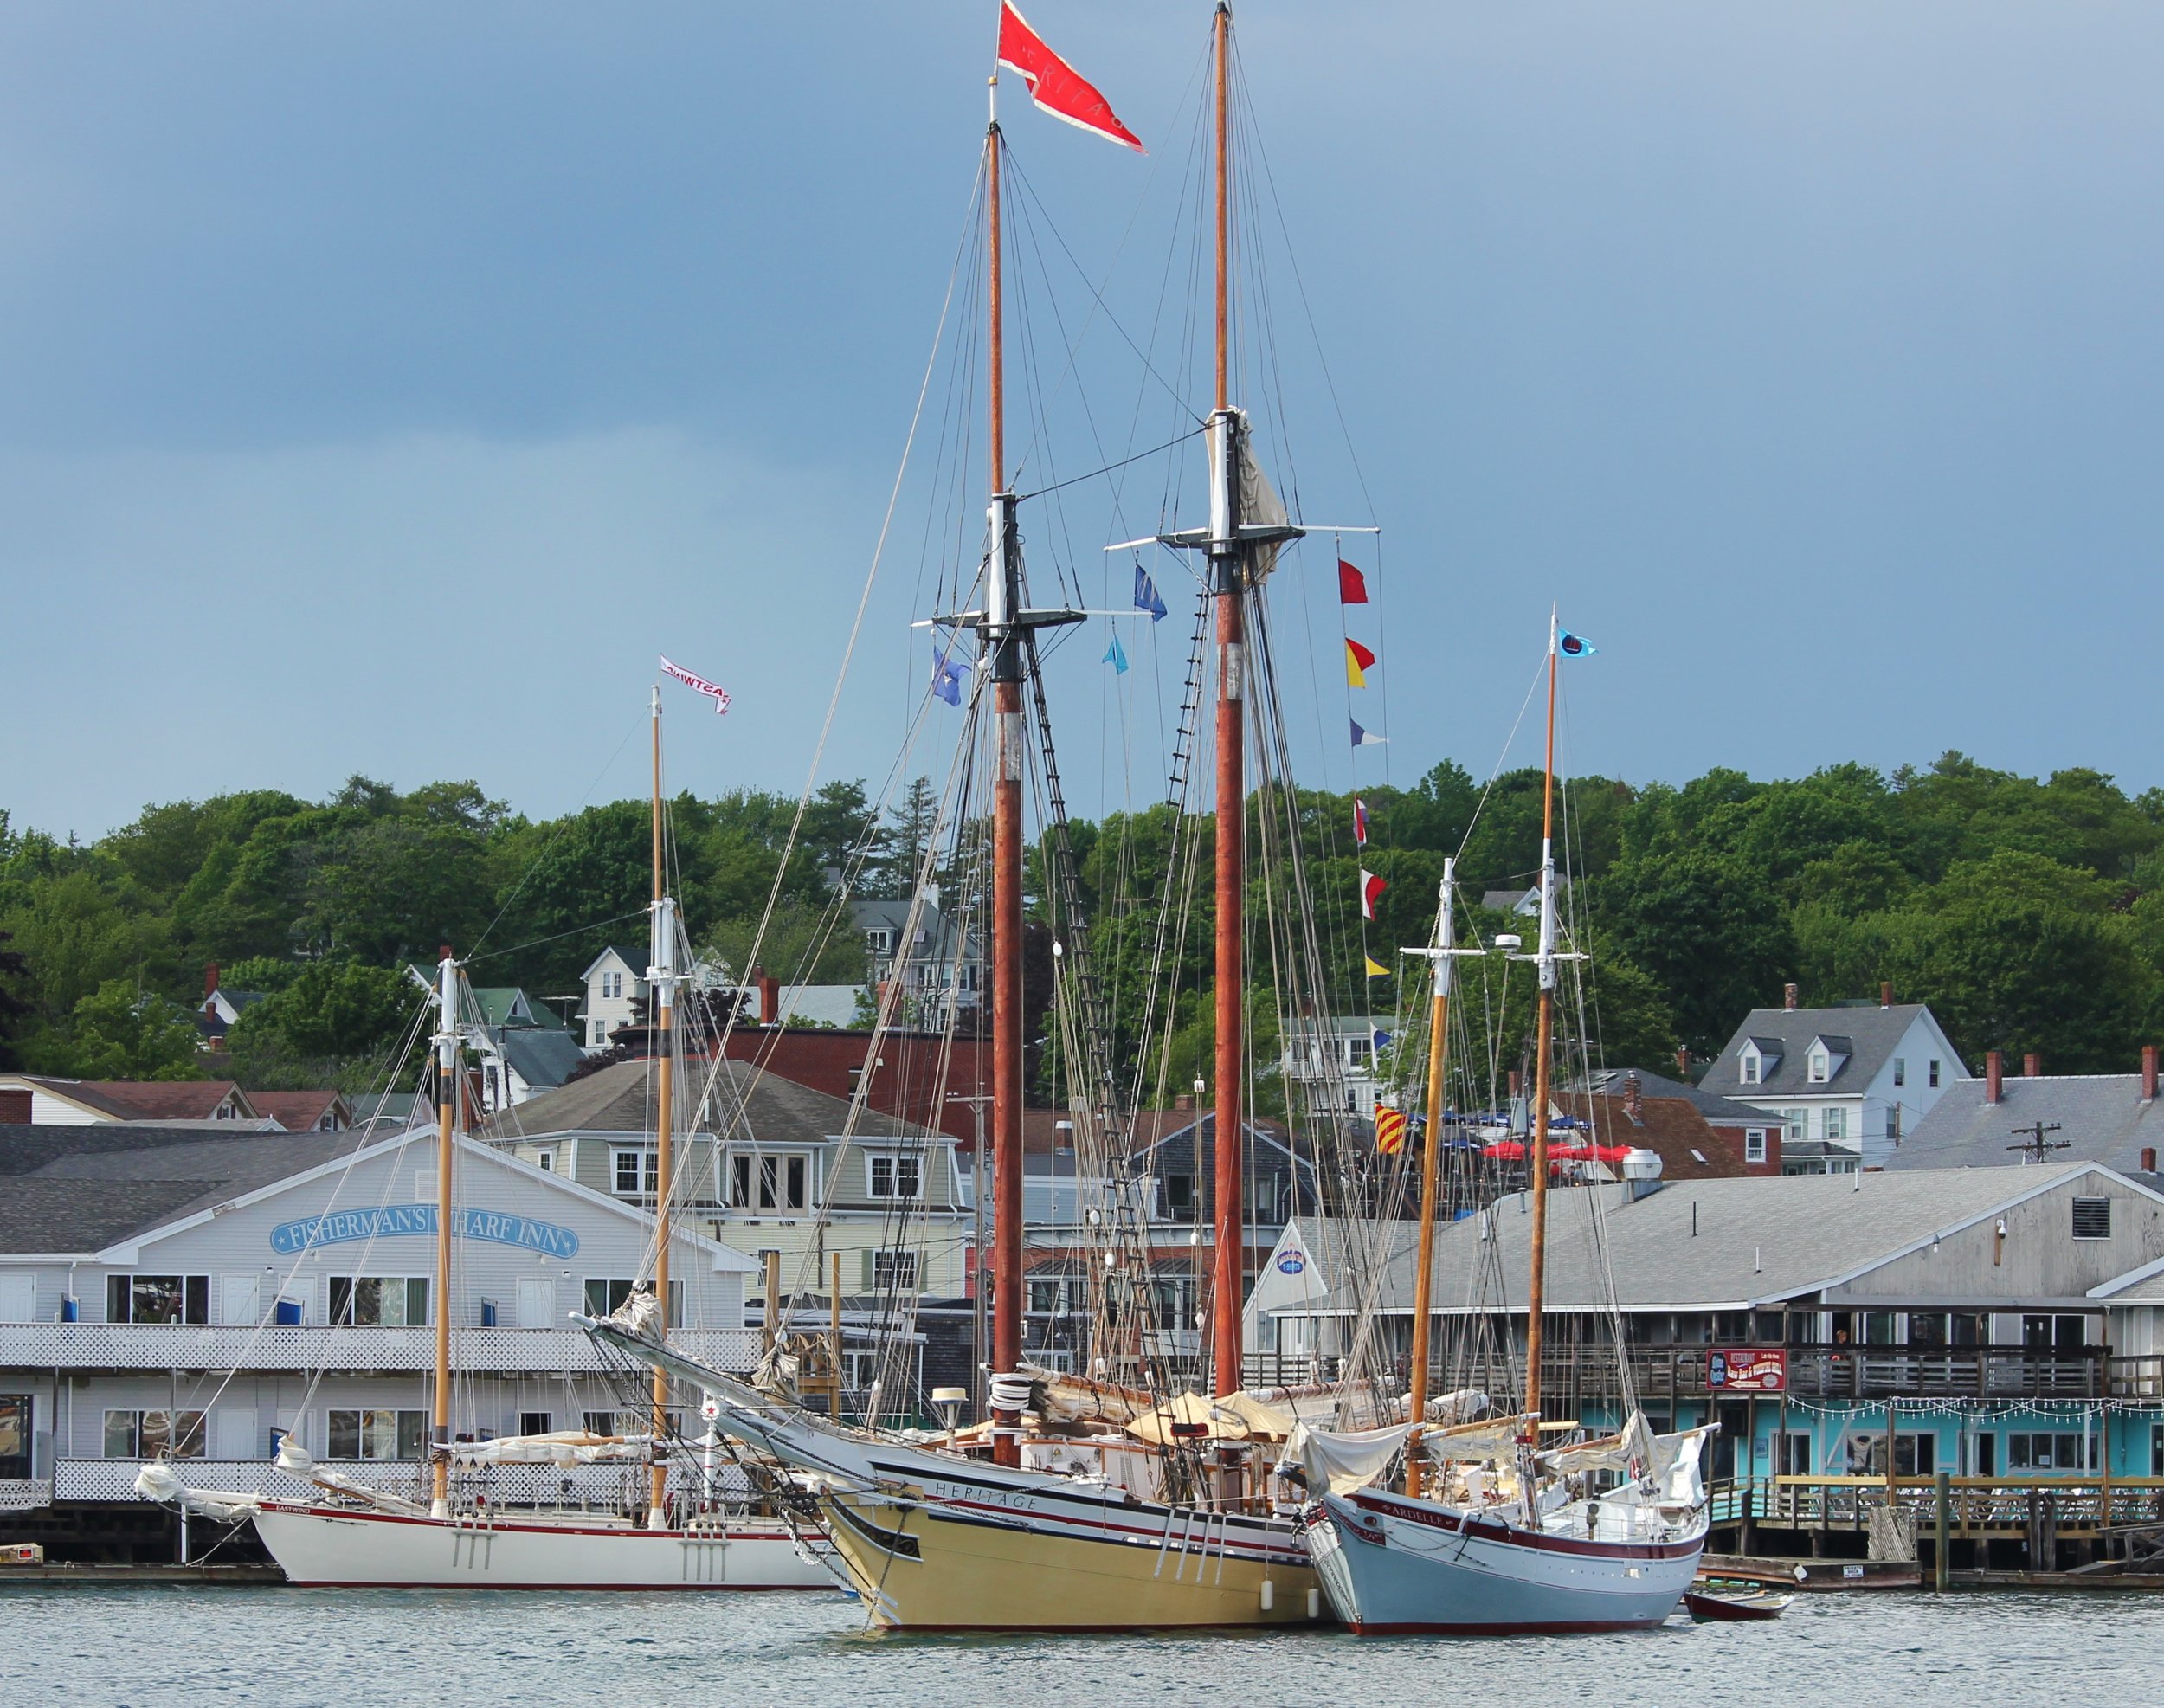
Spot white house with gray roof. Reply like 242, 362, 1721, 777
1709, 998, 1964, 1170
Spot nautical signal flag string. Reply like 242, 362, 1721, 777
1338, 559, 1368, 604
1344, 638, 1375, 689
1360, 868, 1387, 921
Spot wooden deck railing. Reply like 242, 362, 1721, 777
1712, 1475, 2164, 1537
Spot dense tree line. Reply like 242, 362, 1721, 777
3, 751, 2158, 1094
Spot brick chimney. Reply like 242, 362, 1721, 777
1674, 1047, 1691, 1080
753, 965, 780, 1026
1986, 1050, 2004, 1105
2143, 1146, 2159, 1174
2024, 1052, 2041, 1078
204, 961, 220, 998
1622, 1071, 1644, 1125
2143, 1044, 2158, 1103
1783, 983, 1799, 1011
0, 1088, 29, 1125
1880, 981, 1893, 1009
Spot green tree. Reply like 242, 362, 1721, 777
29, 979, 203, 1080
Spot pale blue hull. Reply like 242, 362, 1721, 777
1304, 1491, 1704, 1634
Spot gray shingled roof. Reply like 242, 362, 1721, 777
1886, 1074, 2164, 1174
1351, 1164, 2126, 1313
1709, 1003, 1948, 1096
477, 1056, 936, 1147
0, 1125, 364, 1253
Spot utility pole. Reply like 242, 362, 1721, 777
2006, 1121, 2067, 1164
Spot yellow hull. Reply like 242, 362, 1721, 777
822, 1488, 1320, 1631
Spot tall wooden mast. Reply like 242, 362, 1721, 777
1207, 0, 1247, 1402
428, 947, 459, 1518
1523, 618, 1562, 1419
647, 686, 679, 1521
986, 88, 1027, 1470
1404, 858, 1470, 1495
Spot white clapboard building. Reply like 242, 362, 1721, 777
0, 1122, 757, 1554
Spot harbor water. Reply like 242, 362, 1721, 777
3, 1585, 2160, 1706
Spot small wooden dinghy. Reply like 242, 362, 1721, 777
1684, 1587, 1794, 1621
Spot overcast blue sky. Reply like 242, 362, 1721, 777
4, 2, 2161, 839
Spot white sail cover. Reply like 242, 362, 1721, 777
447, 1431, 654, 1466
1287, 1420, 1413, 1495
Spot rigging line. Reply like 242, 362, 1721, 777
462, 909, 651, 969
997, 117, 1212, 449
1014, 424, 1209, 503
462, 711, 646, 964
1229, 33, 1380, 526
1454, 649, 1549, 865
689, 158, 982, 1124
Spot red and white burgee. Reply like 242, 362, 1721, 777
660, 656, 731, 714
997, 3, 1144, 152
1360, 868, 1387, 920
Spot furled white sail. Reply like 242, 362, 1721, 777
1287, 1420, 1414, 1495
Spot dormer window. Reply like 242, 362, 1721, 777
1807, 1050, 1829, 1084
1740, 1054, 1761, 1086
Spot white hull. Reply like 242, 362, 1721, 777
251, 1499, 832, 1590
1304, 1489, 1704, 1634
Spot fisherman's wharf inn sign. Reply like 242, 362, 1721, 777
268, 1205, 581, 1259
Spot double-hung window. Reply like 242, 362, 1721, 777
613, 1148, 660, 1198
867, 1154, 922, 1200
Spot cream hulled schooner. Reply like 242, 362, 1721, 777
585, 1, 1391, 1631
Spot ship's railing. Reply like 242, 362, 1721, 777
0, 1479, 52, 1511
1710, 1473, 2164, 1536
51, 1456, 753, 1507
0, 1323, 760, 1375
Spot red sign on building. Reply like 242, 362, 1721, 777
1707, 1348, 1787, 1392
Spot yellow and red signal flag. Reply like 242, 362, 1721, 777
1375, 1104, 1409, 1154
997, 3, 1145, 152
1338, 559, 1369, 603
1360, 868, 1387, 920
1345, 638, 1375, 688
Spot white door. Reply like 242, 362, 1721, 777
515, 1278, 557, 1330
215, 1408, 257, 1460
220, 1274, 261, 1325
0, 1274, 35, 1322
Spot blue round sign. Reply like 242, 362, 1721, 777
1277, 1250, 1306, 1275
